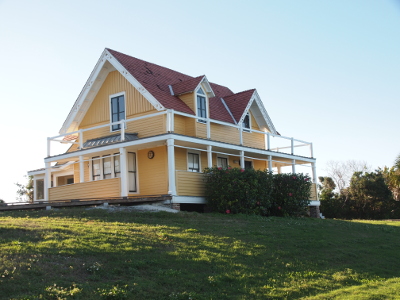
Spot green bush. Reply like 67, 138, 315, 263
204, 167, 312, 217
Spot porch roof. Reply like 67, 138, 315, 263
82, 132, 138, 149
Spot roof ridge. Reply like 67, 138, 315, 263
106, 48, 195, 80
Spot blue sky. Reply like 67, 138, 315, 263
0, 0, 399, 202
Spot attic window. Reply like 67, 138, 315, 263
243, 113, 250, 131
196, 87, 207, 123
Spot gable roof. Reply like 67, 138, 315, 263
60, 48, 277, 134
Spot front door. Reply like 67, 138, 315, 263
128, 152, 137, 192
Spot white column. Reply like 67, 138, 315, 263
53, 174, 57, 187
47, 138, 51, 157
44, 162, 51, 201
119, 147, 128, 197
79, 155, 84, 183
207, 145, 212, 168
167, 139, 176, 195
312, 162, 317, 183
291, 138, 294, 155
268, 155, 272, 172
79, 130, 83, 150
266, 132, 270, 150
310, 142, 314, 158
292, 159, 296, 174
33, 178, 37, 202
240, 151, 245, 169
277, 165, 282, 174
239, 126, 243, 145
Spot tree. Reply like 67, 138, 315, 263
15, 175, 34, 203
325, 160, 371, 194
348, 170, 394, 219
318, 176, 336, 200
382, 153, 400, 201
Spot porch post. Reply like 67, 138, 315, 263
52, 174, 57, 187
268, 155, 272, 172
207, 145, 212, 168
33, 178, 37, 202
239, 126, 243, 145
167, 138, 176, 195
292, 159, 296, 174
266, 132, 270, 150
44, 162, 51, 201
311, 162, 317, 183
240, 151, 245, 169
277, 165, 282, 174
79, 155, 84, 183
119, 147, 128, 198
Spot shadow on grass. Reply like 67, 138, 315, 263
1, 208, 400, 299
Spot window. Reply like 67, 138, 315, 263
217, 157, 228, 169
197, 87, 207, 123
67, 178, 74, 185
92, 156, 101, 180
243, 113, 250, 131
128, 152, 137, 192
110, 94, 125, 131
188, 152, 200, 172
244, 161, 253, 170
103, 155, 112, 179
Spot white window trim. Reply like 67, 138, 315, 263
217, 155, 229, 168
187, 149, 202, 173
242, 112, 251, 132
109, 91, 126, 132
196, 86, 208, 123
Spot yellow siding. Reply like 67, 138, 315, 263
253, 160, 267, 171
210, 123, 240, 145
176, 171, 205, 196
243, 131, 265, 149
310, 183, 318, 201
80, 71, 155, 127
196, 122, 207, 139
175, 147, 187, 171
49, 178, 120, 201
250, 112, 260, 130
73, 161, 90, 184
136, 146, 168, 195
178, 93, 195, 113
174, 115, 186, 135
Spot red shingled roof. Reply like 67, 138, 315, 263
222, 89, 256, 122
107, 48, 251, 124
171, 76, 204, 96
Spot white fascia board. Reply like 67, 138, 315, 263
195, 76, 215, 98
60, 49, 110, 134
238, 90, 278, 135
59, 49, 165, 135
172, 196, 207, 204
220, 97, 237, 124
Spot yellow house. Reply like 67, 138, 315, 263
28, 48, 319, 213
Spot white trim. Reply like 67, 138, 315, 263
195, 85, 208, 123
194, 76, 215, 98
171, 196, 206, 204
242, 112, 251, 132
168, 85, 174, 96
109, 91, 126, 132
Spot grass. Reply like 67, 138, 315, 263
0, 208, 400, 299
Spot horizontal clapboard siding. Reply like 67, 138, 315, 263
176, 171, 205, 196
310, 183, 318, 201
49, 178, 120, 201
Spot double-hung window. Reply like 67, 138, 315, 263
92, 156, 101, 181
188, 152, 200, 172
217, 157, 228, 169
197, 88, 207, 123
111, 94, 125, 131
103, 155, 112, 179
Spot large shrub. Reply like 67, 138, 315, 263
271, 173, 312, 217
204, 167, 312, 217
203, 167, 273, 215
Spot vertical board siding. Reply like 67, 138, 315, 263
137, 146, 168, 195
176, 171, 205, 196
80, 71, 154, 127
49, 178, 120, 201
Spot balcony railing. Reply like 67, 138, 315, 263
47, 109, 313, 158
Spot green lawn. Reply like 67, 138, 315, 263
0, 207, 399, 299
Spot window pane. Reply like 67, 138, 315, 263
114, 154, 120, 177
188, 153, 200, 172
92, 157, 100, 180
103, 156, 112, 179
197, 87, 205, 95
243, 114, 250, 129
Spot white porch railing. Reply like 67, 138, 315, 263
47, 109, 313, 158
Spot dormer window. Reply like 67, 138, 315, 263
196, 87, 207, 123
110, 93, 125, 131
243, 113, 250, 131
